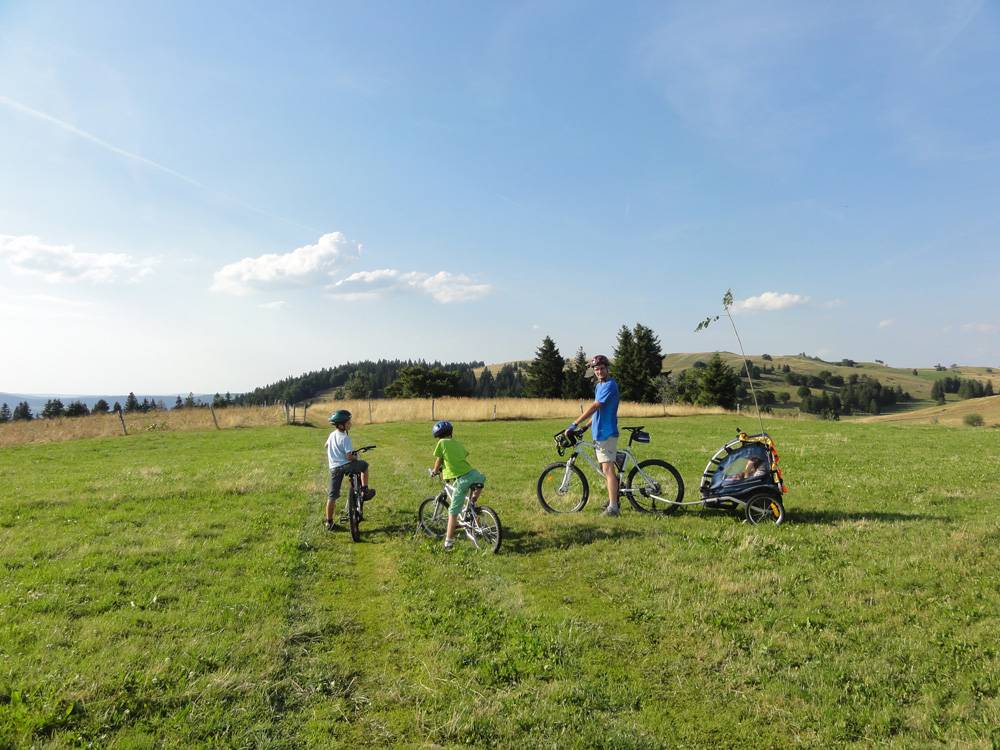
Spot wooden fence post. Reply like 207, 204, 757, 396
116, 408, 128, 436
492, 403, 497, 420
302, 402, 310, 423
283, 402, 290, 424
368, 398, 373, 424
431, 398, 435, 421
209, 405, 220, 430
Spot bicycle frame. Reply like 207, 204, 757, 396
431, 476, 489, 547
557, 440, 646, 497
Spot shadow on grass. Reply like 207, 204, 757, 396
503, 524, 644, 555
788, 509, 950, 525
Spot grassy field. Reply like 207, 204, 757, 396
2, 416, 999, 747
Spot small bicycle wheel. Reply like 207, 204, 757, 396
745, 493, 785, 526
625, 459, 684, 514
536, 462, 589, 513
347, 488, 361, 542
468, 505, 502, 554
417, 495, 450, 539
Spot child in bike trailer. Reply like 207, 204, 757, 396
324, 409, 376, 531
430, 420, 485, 551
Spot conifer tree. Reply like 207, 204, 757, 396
12, 401, 33, 421
612, 326, 643, 401
174, 396, 184, 409
476, 368, 496, 398
562, 347, 592, 399
697, 353, 740, 409
41, 399, 65, 418
526, 336, 565, 398
65, 400, 90, 417
125, 392, 141, 412
0, 403, 10, 422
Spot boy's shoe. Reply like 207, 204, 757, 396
443, 538, 455, 551
602, 505, 621, 517
324, 518, 336, 531
362, 487, 376, 501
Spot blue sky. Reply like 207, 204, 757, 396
2, 1, 998, 393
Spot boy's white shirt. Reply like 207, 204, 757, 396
326, 429, 354, 468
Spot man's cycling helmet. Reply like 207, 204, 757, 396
328, 409, 352, 425
432, 420, 453, 438
589, 354, 610, 368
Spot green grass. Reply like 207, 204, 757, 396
2, 417, 999, 747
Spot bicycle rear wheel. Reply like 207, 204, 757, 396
467, 505, 502, 553
417, 495, 450, 538
348, 484, 361, 541
625, 459, 684, 514
536, 462, 589, 513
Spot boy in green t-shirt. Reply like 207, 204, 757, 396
430, 420, 485, 551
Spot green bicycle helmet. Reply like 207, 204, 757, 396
328, 409, 352, 425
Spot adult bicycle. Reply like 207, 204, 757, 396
417, 470, 503, 553
536, 426, 684, 514
341, 445, 376, 542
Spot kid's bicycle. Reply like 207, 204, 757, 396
417, 470, 503, 553
341, 445, 376, 542
536, 426, 684, 514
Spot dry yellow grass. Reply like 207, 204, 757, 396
306, 397, 725, 426
0, 405, 286, 448
0, 398, 728, 448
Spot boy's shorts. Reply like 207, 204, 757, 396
594, 437, 618, 465
328, 459, 369, 500
450, 469, 486, 514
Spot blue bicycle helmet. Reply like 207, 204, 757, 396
328, 409, 352, 425
432, 420, 453, 438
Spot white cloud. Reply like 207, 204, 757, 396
0, 234, 156, 284
331, 268, 493, 304
211, 232, 361, 295
878, 319, 895, 328
822, 298, 846, 308
732, 291, 808, 313
258, 300, 287, 311
961, 322, 998, 334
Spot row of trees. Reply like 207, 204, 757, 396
930, 377, 994, 403
0, 391, 240, 422
522, 324, 665, 403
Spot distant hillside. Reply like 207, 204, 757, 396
659, 352, 999, 416
861, 394, 1000, 427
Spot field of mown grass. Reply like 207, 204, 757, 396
2, 416, 999, 747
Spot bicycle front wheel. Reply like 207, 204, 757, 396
536, 462, 589, 513
625, 459, 684, 514
417, 495, 449, 538
469, 505, 502, 553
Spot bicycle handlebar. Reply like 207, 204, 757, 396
354, 445, 376, 453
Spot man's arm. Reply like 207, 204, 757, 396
567, 400, 601, 434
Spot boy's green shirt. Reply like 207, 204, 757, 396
433, 438, 473, 480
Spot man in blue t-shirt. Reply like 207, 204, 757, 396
565, 354, 622, 516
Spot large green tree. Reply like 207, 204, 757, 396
125, 392, 142, 412
526, 336, 565, 398
562, 347, 591, 399
475, 368, 496, 398
696, 353, 740, 409
0, 403, 10, 422
12, 401, 33, 421
614, 323, 664, 402
41, 399, 65, 419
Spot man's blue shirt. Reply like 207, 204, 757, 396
592, 379, 619, 441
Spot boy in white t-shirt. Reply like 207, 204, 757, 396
324, 409, 375, 530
